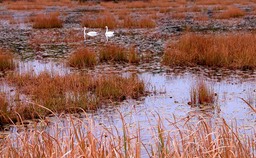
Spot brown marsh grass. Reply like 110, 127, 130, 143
99, 44, 140, 64
31, 12, 63, 29
0, 49, 15, 71
163, 33, 256, 69
216, 6, 245, 19
190, 80, 215, 106
123, 15, 156, 28
6, 1, 45, 10
0, 110, 254, 157
82, 12, 117, 29
5, 72, 145, 117
68, 48, 97, 68
99, 44, 127, 62
4, 0, 74, 9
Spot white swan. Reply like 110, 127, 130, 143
105, 26, 114, 41
84, 27, 98, 39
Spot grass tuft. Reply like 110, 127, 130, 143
163, 33, 256, 69
99, 44, 140, 64
68, 48, 97, 68
5, 72, 145, 119
216, 6, 245, 19
190, 80, 215, 106
99, 44, 128, 63
31, 12, 63, 29
123, 15, 156, 28
82, 12, 117, 29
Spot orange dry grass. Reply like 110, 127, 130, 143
99, 44, 140, 63
216, 6, 245, 19
68, 48, 97, 68
6, 72, 145, 116
31, 12, 63, 29
82, 12, 117, 29
123, 16, 156, 28
0, 49, 15, 71
190, 80, 215, 106
163, 33, 256, 69
6, 1, 44, 10
4, 0, 74, 10
99, 44, 127, 62
101, 0, 170, 9
0, 111, 254, 157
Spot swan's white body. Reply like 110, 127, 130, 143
84, 27, 98, 39
105, 26, 114, 41
105, 26, 114, 36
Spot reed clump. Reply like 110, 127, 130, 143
190, 80, 215, 106
95, 75, 144, 101
0, 112, 254, 157
6, 72, 145, 116
0, 49, 15, 71
123, 16, 156, 28
82, 12, 117, 29
216, 6, 245, 19
99, 44, 140, 64
163, 33, 256, 69
32, 12, 63, 29
68, 48, 97, 68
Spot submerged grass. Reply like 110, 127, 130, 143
0, 49, 15, 72
163, 33, 256, 69
190, 80, 215, 106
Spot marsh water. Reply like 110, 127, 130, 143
2, 60, 255, 133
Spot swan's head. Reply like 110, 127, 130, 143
84, 27, 86, 30
105, 26, 108, 29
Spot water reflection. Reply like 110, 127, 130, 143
17, 60, 70, 75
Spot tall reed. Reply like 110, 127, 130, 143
32, 12, 63, 29
163, 33, 256, 69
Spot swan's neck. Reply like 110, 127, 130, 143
106, 27, 108, 33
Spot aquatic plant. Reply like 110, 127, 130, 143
163, 33, 256, 69
6, 72, 145, 118
190, 80, 215, 106
31, 12, 63, 29
68, 48, 97, 68
0, 49, 15, 72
